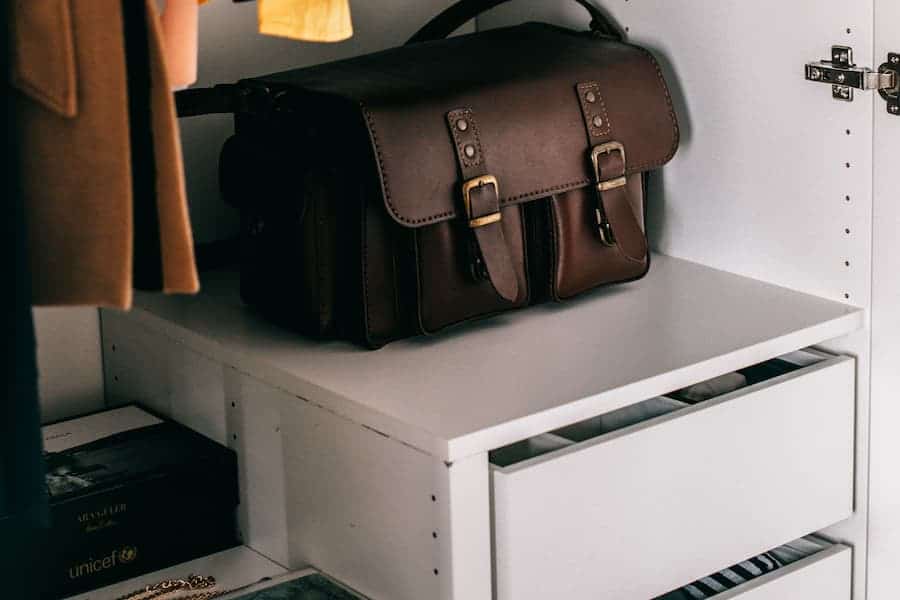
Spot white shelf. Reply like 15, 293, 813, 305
65, 546, 288, 600
112, 254, 863, 461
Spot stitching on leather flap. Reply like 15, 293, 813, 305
11, 0, 78, 118
361, 47, 679, 228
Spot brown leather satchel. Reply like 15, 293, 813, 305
185, 0, 679, 348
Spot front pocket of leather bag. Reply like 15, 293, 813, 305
549, 175, 649, 300
415, 205, 529, 334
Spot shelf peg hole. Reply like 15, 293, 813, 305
845, 228, 851, 234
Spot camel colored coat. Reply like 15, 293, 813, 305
12, 0, 199, 308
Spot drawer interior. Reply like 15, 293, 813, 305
666, 349, 824, 405
489, 348, 832, 467
489, 433, 573, 467
654, 536, 837, 599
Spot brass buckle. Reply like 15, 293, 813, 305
462, 175, 502, 228
590, 141, 626, 245
591, 141, 627, 190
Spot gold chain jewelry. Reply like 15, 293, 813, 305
172, 587, 234, 600
115, 574, 225, 600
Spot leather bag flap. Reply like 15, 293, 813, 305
253, 23, 679, 228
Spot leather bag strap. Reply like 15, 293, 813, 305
174, 83, 280, 118
576, 82, 647, 261
406, 0, 621, 45
445, 108, 520, 302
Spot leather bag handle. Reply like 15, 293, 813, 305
406, 0, 621, 45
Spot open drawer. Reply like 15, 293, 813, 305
490, 349, 855, 600
656, 537, 851, 600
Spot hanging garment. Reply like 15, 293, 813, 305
258, 0, 352, 42
161, 0, 201, 88
11, 0, 199, 309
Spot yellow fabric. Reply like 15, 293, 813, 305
258, 0, 353, 42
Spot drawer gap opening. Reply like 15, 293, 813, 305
551, 396, 688, 443
665, 349, 825, 405
653, 536, 834, 599
489, 433, 573, 467
490, 348, 833, 467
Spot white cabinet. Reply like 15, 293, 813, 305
101, 255, 863, 600
91, 0, 900, 597
492, 352, 854, 600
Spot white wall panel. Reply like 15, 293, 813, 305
867, 1, 900, 597
34, 307, 104, 423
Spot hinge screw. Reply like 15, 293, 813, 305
891, 56, 900, 64
837, 73, 846, 83
890, 104, 900, 114
809, 68, 822, 80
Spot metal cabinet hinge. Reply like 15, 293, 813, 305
805, 46, 899, 115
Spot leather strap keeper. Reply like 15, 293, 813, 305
446, 108, 520, 302
577, 82, 648, 261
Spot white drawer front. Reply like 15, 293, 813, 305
718, 544, 851, 600
491, 354, 855, 600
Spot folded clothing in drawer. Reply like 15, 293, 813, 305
670, 351, 818, 403
490, 397, 688, 467
656, 537, 829, 599
41, 405, 239, 599
552, 396, 687, 442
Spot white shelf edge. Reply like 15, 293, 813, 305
108, 255, 865, 462
447, 309, 863, 458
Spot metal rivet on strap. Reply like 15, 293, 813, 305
456, 118, 469, 131
592, 115, 604, 128
585, 91, 597, 103
464, 144, 476, 158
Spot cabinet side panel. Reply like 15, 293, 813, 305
37, 307, 104, 422
101, 310, 228, 444
868, 0, 900, 597
277, 386, 445, 600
